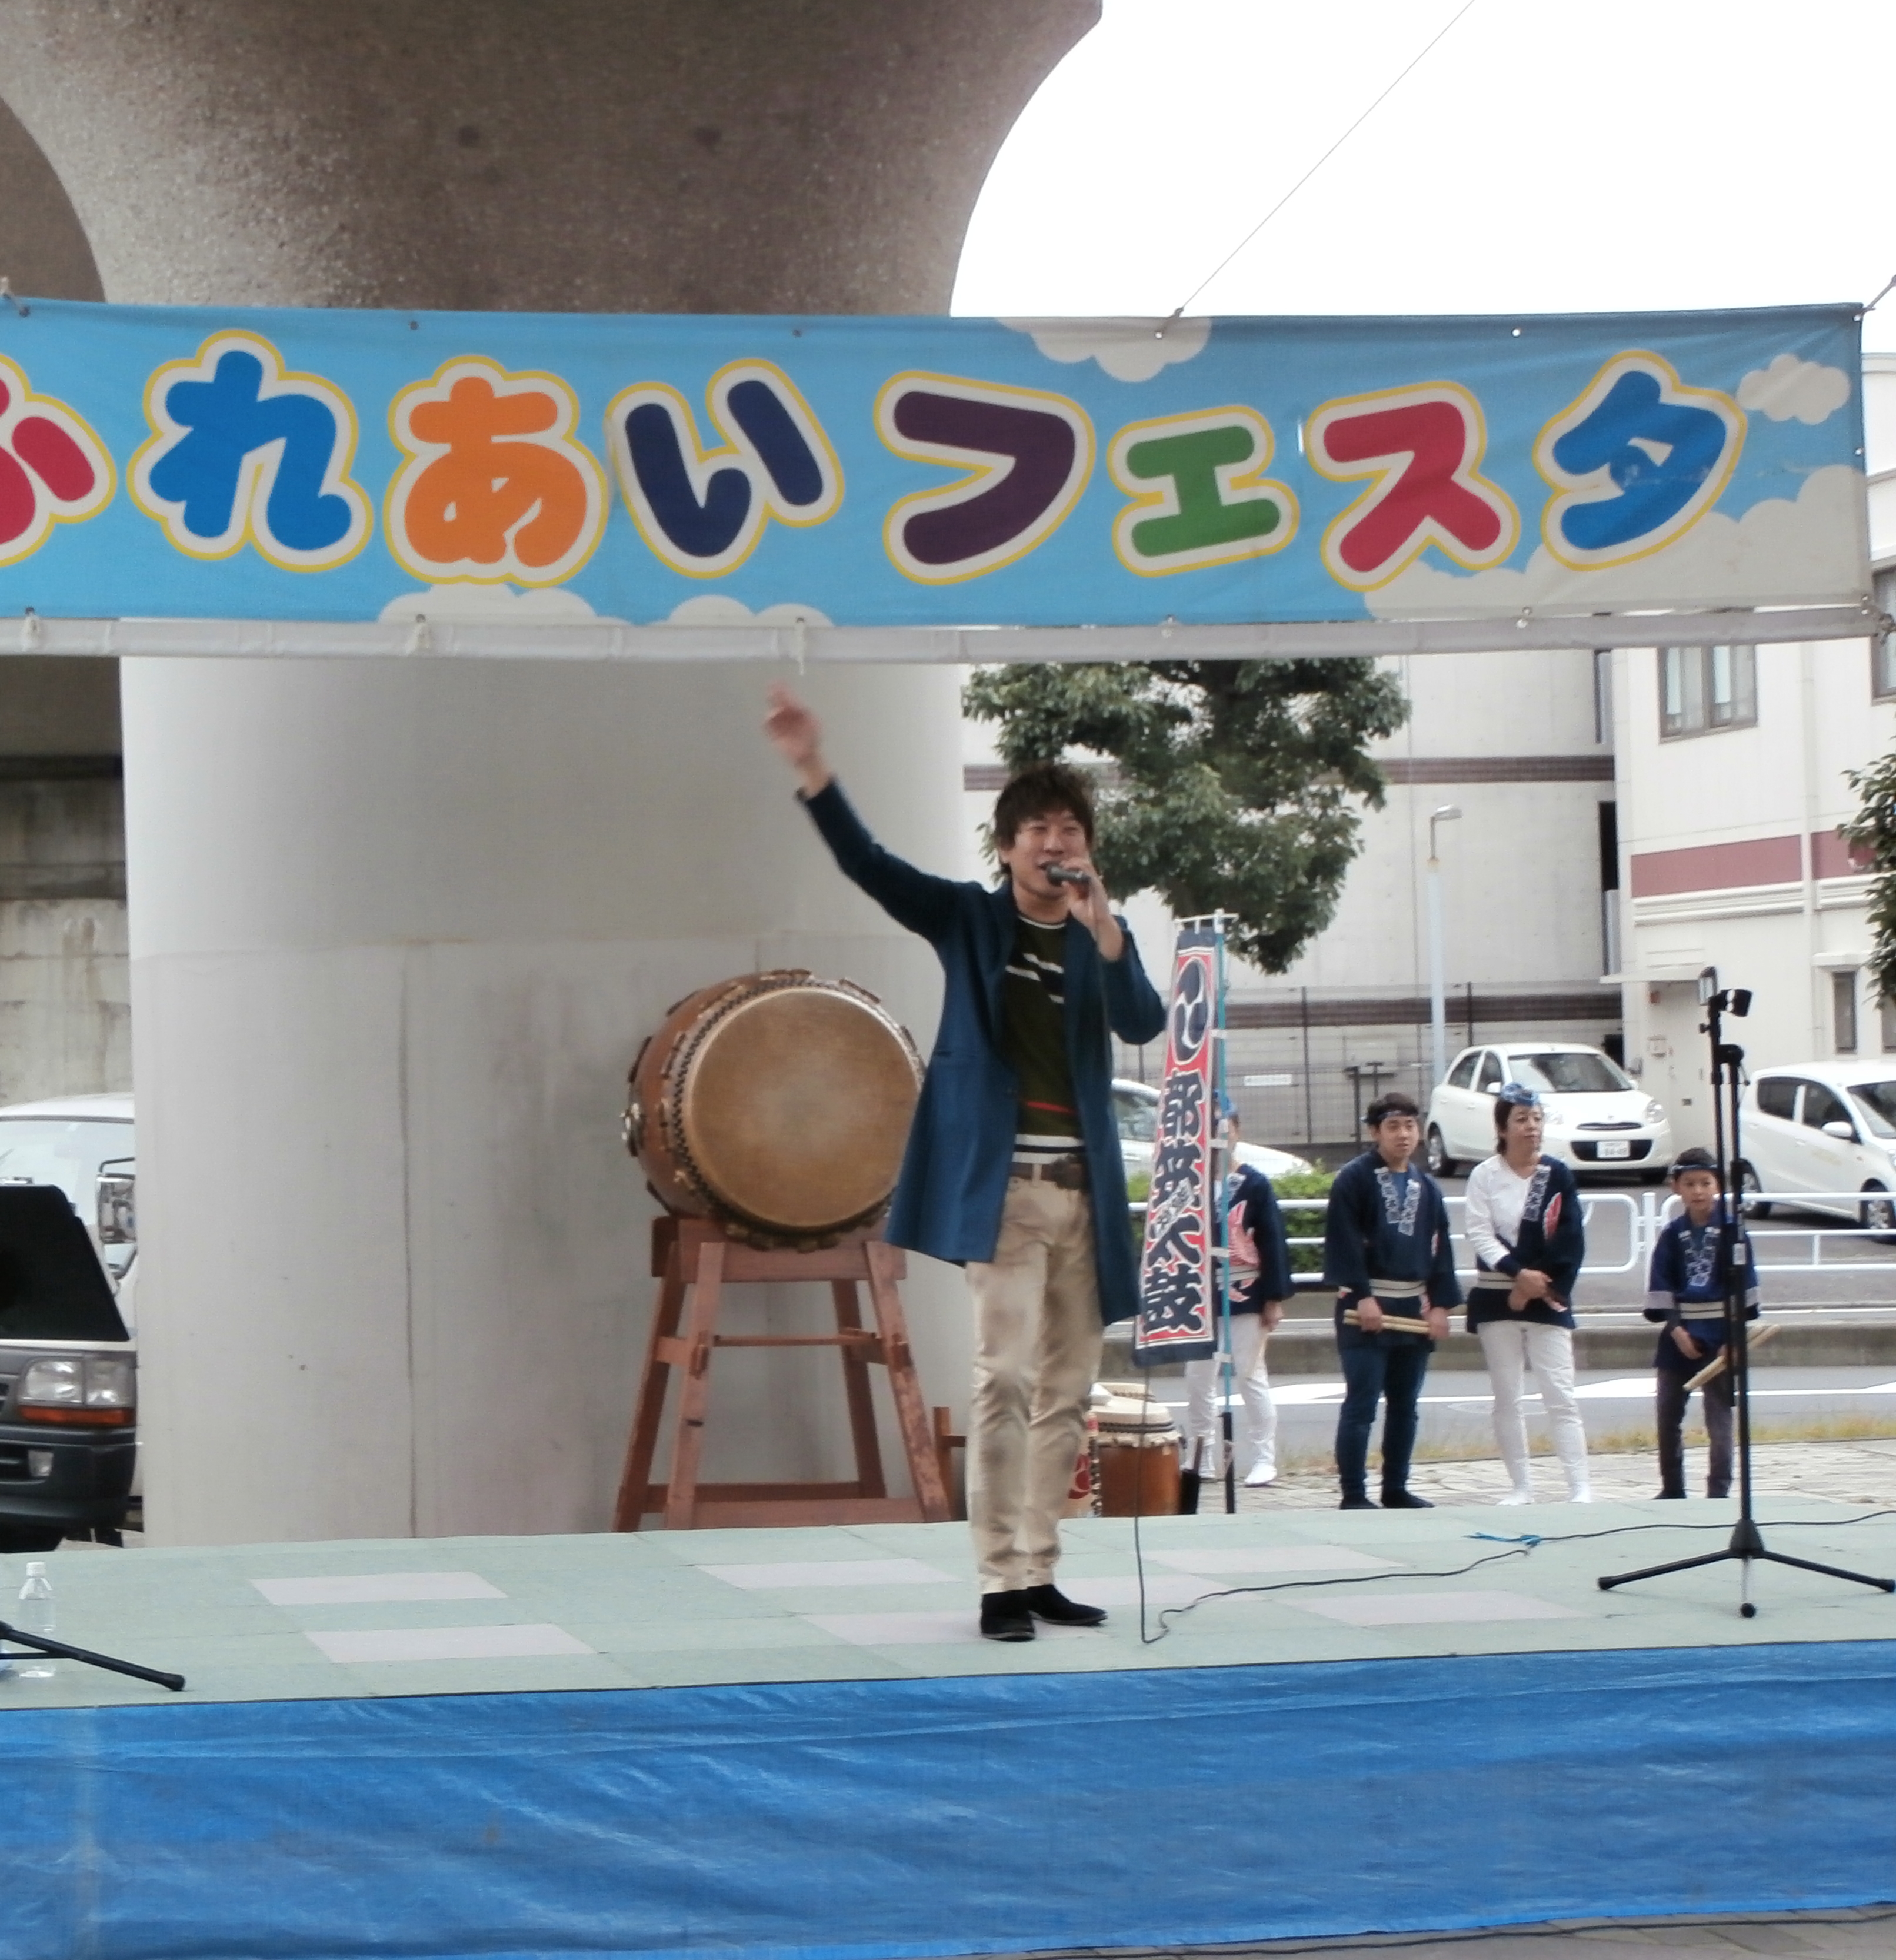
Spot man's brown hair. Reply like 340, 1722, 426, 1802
992, 761, 1096, 849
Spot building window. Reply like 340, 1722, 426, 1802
1881, 994, 1896, 1054
1874, 567, 1896, 700
1834, 969, 1859, 1054
1659, 644, 1757, 738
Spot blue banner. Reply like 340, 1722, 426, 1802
0, 300, 1865, 632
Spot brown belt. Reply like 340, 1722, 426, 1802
1011, 1154, 1087, 1190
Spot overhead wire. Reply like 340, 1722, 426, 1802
1167, 0, 1480, 321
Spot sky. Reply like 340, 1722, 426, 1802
952, 0, 1896, 351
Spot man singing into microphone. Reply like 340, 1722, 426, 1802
765, 686, 1166, 1641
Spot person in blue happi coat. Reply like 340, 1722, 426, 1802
1182, 1098, 1297, 1488
1643, 1146, 1760, 1499
765, 685, 1167, 1642
1323, 1090, 1461, 1509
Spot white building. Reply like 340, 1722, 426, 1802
1611, 355, 1896, 1149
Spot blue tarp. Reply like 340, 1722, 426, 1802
6, 1643, 1894, 1959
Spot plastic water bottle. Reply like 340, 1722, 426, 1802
14, 1562, 55, 1678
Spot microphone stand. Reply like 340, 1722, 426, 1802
1598, 977, 1892, 1615
1, 1619, 186, 1692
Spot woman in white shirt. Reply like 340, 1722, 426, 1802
1462, 1083, 1591, 1504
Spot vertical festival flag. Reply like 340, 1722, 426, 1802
1134, 923, 1222, 1365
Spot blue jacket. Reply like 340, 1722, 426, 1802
1642, 1204, 1760, 1372
1225, 1163, 1295, 1312
1322, 1150, 1462, 1316
802, 781, 1168, 1321
1466, 1154, 1585, 1332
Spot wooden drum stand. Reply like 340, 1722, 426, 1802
614, 1216, 952, 1531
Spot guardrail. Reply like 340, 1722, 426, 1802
1128, 1187, 1896, 1284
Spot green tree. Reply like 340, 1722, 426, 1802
964, 658, 1408, 973
1842, 746, 1896, 1001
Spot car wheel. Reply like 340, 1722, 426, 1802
1425, 1126, 1455, 1177
1861, 1184, 1896, 1238
1735, 1160, 1771, 1218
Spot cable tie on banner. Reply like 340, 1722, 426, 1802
19, 607, 40, 651
792, 617, 808, 674
405, 613, 432, 655
0, 279, 29, 318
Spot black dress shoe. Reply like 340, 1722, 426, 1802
1381, 1489, 1434, 1509
1656, 1489, 1686, 1501
1023, 1583, 1107, 1627
1339, 1493, 1378, 1510
979, 1590, 1035, 1642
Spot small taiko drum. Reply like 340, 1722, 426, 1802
624, 970, 923, 1248
1091, 1384, 1182, 1517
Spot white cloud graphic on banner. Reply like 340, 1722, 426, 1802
378, 584, 624, 623
1736, 353, 1852, 425
1367, 465, 1867, 619
1001, 316, 1211, 382
666, 597, 832, 627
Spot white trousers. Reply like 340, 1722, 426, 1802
1182, 1312, 1278, 1479
1477, 1317, 1591, 1499
964, 1177, 1102, 1594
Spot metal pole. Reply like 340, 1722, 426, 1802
1426, 806, 1461, 1088
1427, 853, 1447, 1089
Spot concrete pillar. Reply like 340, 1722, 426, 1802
0, 1, 1097, 1542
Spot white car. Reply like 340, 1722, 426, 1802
1738, 1062, 1896, 1230
1425, 1042, 1672, 1182
1111, 1078, 1315, 1184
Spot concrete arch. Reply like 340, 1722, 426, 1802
0, 2, 1100, 1542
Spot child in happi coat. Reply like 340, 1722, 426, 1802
1323, 1091, 1461, 1509
1643, 1147, 1760, 1499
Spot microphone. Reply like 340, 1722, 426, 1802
1044, 864, 1091, 887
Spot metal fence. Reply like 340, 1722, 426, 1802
1115, 981, 1624, 1157
1131, 1188, 1896, 1297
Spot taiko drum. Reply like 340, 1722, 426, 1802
625, 970, 923, 1247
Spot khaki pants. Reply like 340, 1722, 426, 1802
965, 1176, 1102, 1594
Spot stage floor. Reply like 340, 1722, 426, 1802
9, 1494, 1896, 1709
8, 1500, 1896, 1960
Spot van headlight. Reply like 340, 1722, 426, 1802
19, 1357, 81, 1404
84, 1356, 135, 1407
1644, 1100, 1665, 1126
19, 1355, 135, 1424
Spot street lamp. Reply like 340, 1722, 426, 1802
1427, 805, 1463, 1090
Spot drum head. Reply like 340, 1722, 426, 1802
676, 983, 919, 1237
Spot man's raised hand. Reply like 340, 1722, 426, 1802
764, 684, 831, 797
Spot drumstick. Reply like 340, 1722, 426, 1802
1342, 1310, 1436, 1336
1682, 1321, 1780, 1391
